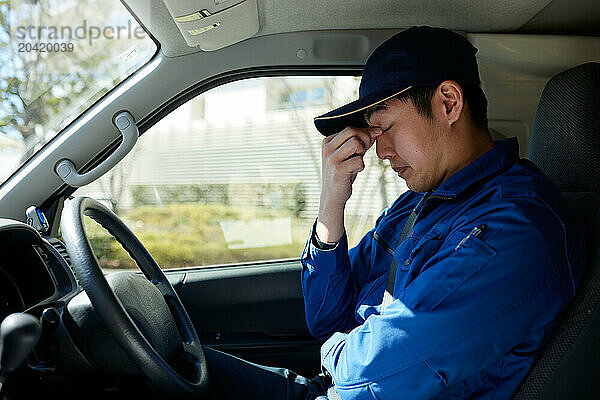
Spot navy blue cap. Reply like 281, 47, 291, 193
314, 26, 481, 136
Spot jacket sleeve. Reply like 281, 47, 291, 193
301, 219, 380, 340
319, 200, 586, 400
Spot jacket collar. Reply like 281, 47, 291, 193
431, 137, 520, 198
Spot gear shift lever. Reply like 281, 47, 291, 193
0, 313, 41, 391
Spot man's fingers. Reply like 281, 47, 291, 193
324, 127, 372, 156
318, 128, 371, 210
330, 136, 367, 163
340, 154, 366, 175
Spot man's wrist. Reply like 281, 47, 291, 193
312, 219, 341, 250
313, 229, 338, 250
316, 203, 345, 244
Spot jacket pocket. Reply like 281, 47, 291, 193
401, 237, 445, 271
402, 235, 497, 311
399, 222, 447, 271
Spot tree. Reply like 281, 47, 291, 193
1, 1, 92, 145
0, 0, 152, 161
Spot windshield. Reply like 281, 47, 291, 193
0, 0, 157, 184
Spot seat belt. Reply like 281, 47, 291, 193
381, 191, 432, 309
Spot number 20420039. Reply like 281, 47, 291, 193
18, 42, 74, 52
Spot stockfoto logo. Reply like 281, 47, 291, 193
15, 19, 147, 46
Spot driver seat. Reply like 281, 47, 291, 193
514, 62, 600, 399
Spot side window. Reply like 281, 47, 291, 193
75, 76, 408, 271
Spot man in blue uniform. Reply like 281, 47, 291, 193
206, 26, 586, 400
301, 26, 586, 398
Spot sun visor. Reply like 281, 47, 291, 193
163, 0, 259, 51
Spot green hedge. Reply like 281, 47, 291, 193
129, 183, 306, 217
83, 203, 311, 270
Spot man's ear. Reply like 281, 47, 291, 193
435, 81, 464, 127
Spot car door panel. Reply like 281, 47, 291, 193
165, 261, 322, 377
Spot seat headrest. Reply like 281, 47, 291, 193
528, 62, 600, 193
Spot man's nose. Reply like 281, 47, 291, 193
375, 135, 393, 160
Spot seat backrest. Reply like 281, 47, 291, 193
515, 62, 600, 399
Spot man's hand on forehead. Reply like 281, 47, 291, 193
317, 125, 382, 243
319, 126, 381, 206
323, 126, 382, 152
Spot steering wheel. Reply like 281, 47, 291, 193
61, 197, 209, 398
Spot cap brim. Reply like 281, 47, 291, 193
314, 86, 412, 136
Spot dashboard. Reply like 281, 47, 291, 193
0, 217, 147, 398
0, 219, 78, 322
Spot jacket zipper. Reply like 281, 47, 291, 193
429, 194, 455, 201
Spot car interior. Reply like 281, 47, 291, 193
0, 0, 599, 399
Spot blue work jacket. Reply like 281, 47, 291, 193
300, 138, 586, 399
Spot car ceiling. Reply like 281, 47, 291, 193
125, 0, 600, 57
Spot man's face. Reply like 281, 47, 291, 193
367, 98, 446, 193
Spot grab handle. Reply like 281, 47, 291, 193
55, 111, 138, 188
